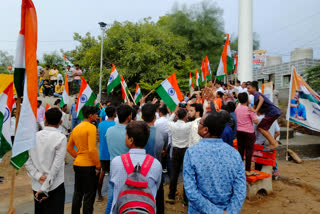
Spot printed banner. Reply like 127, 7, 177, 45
262, 82, 273, 103
253, 50, 266, 70
286, 66, 320, 132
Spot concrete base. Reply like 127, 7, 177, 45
247, 165, 273, 200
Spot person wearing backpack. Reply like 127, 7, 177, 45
105, 121, 162, 214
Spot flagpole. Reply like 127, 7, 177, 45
8, 97, 22, 214
286, 120, 290, 161
144, 89, 154, 99
127, 89, 136, 105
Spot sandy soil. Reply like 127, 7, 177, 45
1, 154, 320, 214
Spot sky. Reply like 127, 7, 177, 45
1, 0, 320, 63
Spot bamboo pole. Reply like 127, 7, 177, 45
7, 97, 22, 214
120, 82, 131, 104
144, 89, 154, 99
286, 120, 290, 161
127, 90, 136, 105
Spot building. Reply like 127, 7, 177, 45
253, 48, 320, 89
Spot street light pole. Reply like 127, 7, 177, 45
98, 22, 107, 102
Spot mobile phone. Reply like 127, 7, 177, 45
34, 192, 48, 202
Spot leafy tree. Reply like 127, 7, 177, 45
157, 1, 225, 64
304, 63, 320, 93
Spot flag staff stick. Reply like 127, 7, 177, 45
286, 120, 290, 161
127, 89, 136, 105
144, 89, 154, 98
8, 97, 22, 214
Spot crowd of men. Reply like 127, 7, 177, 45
24, 79, 281, 214
37, 61, 83, 97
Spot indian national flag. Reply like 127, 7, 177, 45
64, 55, 73, 67
44, 103, 50, 120
201, 58, 206, 82
155, 73, 183, 111
134, 84, 142, 104
189, 72, 194, 93
11, 0, 38, 169
196, 69, 200, 87
0, 82, 14, 159
206, 56, 212, 80
60, 75, 69, 107
107, 64, 121, 94
234, 53, 238, 74
76, 77, 97, 120
120, 75, 129, 103
216, 34, 233, 80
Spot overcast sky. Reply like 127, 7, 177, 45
1, 0, 320, 63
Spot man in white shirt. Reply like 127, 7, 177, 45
188, 103, 203, 147
166, 108, 192, 204
215, 82, 225, 93
25, 108, 67, 214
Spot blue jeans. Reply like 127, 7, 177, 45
54, 93, 62, 98
71, 118, 81, 130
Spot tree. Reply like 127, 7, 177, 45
0, 50, 14, 73
157, 1, 225, 64
304, 63, 320, 93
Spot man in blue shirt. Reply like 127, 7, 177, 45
141, 103, 165, 214
105, 104, 132, 211
97, 105, 116, 201
183, 111, 246, 214
290, 91, 307, 121
69, 97, 81, 130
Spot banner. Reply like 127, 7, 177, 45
286, 66, 320, 132
253, 50, 266, 70
262, 82, 273, 103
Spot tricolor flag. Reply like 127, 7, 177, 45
155, 73, 183, 111
216, 34, 233, 80
206, 56, 212, 80
201, 58, 206, 82
196, 69, 200, 87
11, 0, 38, 169
120, 75, 129, 103
189, 72, 194, 93
64, 55, 73, 67
233, 53, 238, 74
107, 64, 121, 94
0, 82, 14, 159
60, 75, 69, 108
76, 77, 97, 120
134, 84, 143, 104
44, 103, 50, 120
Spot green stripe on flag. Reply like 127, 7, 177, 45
227, 56, 233, 74
14, 68, 25, 97
107, 75, 121, 94
135, 93, 142, 103
0, 113, 11, 158
78, 93, 97, 120
155, 85, 177, 112
10, 151, 29, 170
59, 98, 65, 108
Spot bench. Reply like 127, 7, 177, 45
233, 139, 276, 200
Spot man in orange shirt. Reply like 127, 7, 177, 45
67, 106, 100, 214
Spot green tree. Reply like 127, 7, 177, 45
157, 1, 225, 64
304, 63, 320, 93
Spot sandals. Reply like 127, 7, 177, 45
246, 171, 260, 177
263, 144, 275, 152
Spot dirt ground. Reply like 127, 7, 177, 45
1, 156, 320, 214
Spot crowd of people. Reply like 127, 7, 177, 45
24, 79, 282, 214
37, 61, 83, 97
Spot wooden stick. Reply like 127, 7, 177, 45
286, 120, 290, 161
127, 89, 136, 105
226, 73, 229, 84
7, 97, 22, 214
144, 89, 154, 99
205, 78, 207, 88
213, 77, 217, 85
